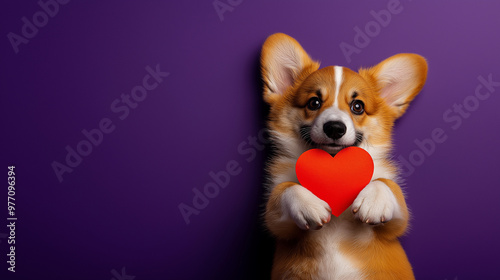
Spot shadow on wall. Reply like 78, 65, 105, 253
233, 48, 274, 280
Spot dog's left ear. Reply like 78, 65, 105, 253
361, 53, 428, 118
260, 33, 319, 105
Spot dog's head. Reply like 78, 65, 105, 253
261, 33, 427, 157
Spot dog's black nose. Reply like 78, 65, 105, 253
323, 121, 346, 140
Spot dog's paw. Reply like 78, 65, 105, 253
352, 180, 401, 225
281, 185, 332, 230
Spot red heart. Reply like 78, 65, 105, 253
295, 147, 374, 217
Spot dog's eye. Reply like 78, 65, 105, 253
350, 100, 365, 115
307, 97, 322, 111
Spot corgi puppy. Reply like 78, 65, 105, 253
261, 33, 427, 280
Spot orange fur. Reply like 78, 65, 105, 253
261, 33, 427, 279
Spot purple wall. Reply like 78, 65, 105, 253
1, 1, 499, 279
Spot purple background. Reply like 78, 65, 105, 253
1, 1, 499, 279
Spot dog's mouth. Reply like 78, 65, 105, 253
299, 125, 363, 151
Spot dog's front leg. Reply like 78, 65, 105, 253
351, 178, 409, 238
265, 182, 331, 240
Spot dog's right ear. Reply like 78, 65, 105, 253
260, 33, 319, 105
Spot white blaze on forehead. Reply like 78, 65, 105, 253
333, 66, 344, 108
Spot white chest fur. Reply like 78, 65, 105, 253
313, 218, 369, 279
